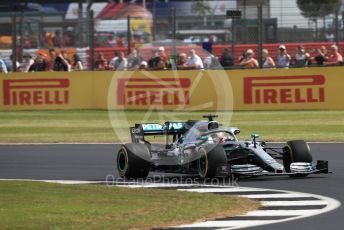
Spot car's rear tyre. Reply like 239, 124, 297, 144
117, 143, 151, 179
197, 144, 228, 179
283, 140, 312, 177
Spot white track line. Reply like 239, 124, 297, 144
261, 200, 328, 206
244, 209, 327, 216
177, 187, 268, 193
241, 193, 312, 199
0, 179, 102, 185
179, 220, 272, 228
114, 183, 233, 188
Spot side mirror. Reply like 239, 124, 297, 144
251, 133, 260, 138
251, 133, 259, 148
197, 135, 209, 141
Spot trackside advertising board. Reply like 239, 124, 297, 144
0, 67, 343, 111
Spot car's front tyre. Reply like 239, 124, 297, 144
197, 144, 228, 179
283, 140, 312, 177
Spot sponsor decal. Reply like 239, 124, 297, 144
129, 127, 144, 141
117, 78, 191, 106
243, 75, 325, 104
3, 79, 69, 106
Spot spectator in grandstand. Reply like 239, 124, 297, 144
112, 51, 128, 71
239, 49, 258, 69
208, 35, 215, 43
29, 53, 48, 72
106, 33, 116, 47
157, 46, 169, 68
47, 48, 57, 71
94, 52, 109, 71
148, 49, 161, 70
43, 31, 54, 48
262, 49, 275, 68
53, 30, 62, 47
139, 61, 148, 70
117, 34, 124, 48
18, 53, 34, 72
61, 50, 71, 64
238, 51, 246, 63
219, 48, 234, 68
292, 45, 310, 67
186, 49, 204, 69
109, 52, 119, 70
156, 59, 167, 70
147, 47, 167, 70
130, 37, 136, 50
127, 48, 143, 70
4, 55, 17, 72
54, 52, 71, 72
3, 57, 9, 72
59, 50, 71, 71
276, 45, 291, 68
176, 52, 188, 69
23, 33, 32, 49
72, 54, 83, 71
0, 56, 8, 73
61, 28, 75, 47
325, 44, 343, 66
204, 53, 220, 69
311, 46, 328, 66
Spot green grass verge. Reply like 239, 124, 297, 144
0, 110, 344, 143
0, 181, 258, 230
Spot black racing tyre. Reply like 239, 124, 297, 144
116, 143, 151, 179
283, 140, 312, 177
197, 144, 228, 179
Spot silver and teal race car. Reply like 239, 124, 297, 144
116, 115, 329, 179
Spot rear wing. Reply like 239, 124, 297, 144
130, 122, 186, 143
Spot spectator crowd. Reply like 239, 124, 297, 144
0, 44, 343, 73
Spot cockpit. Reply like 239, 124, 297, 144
182, 121, 238, 144
206, 131, 236, 143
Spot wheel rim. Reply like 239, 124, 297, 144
197, 149, 208, 178
117, 148, 128, 175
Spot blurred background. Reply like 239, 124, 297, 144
1, 0, 344, 69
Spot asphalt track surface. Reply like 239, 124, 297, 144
0, 143, 343, 230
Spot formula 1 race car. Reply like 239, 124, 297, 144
116, 115, 329, 179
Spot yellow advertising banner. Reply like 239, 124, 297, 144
0, 67, 343, 111
0, 72, 95, 110
233, 67, 342, 110
106, 70, 233, 111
